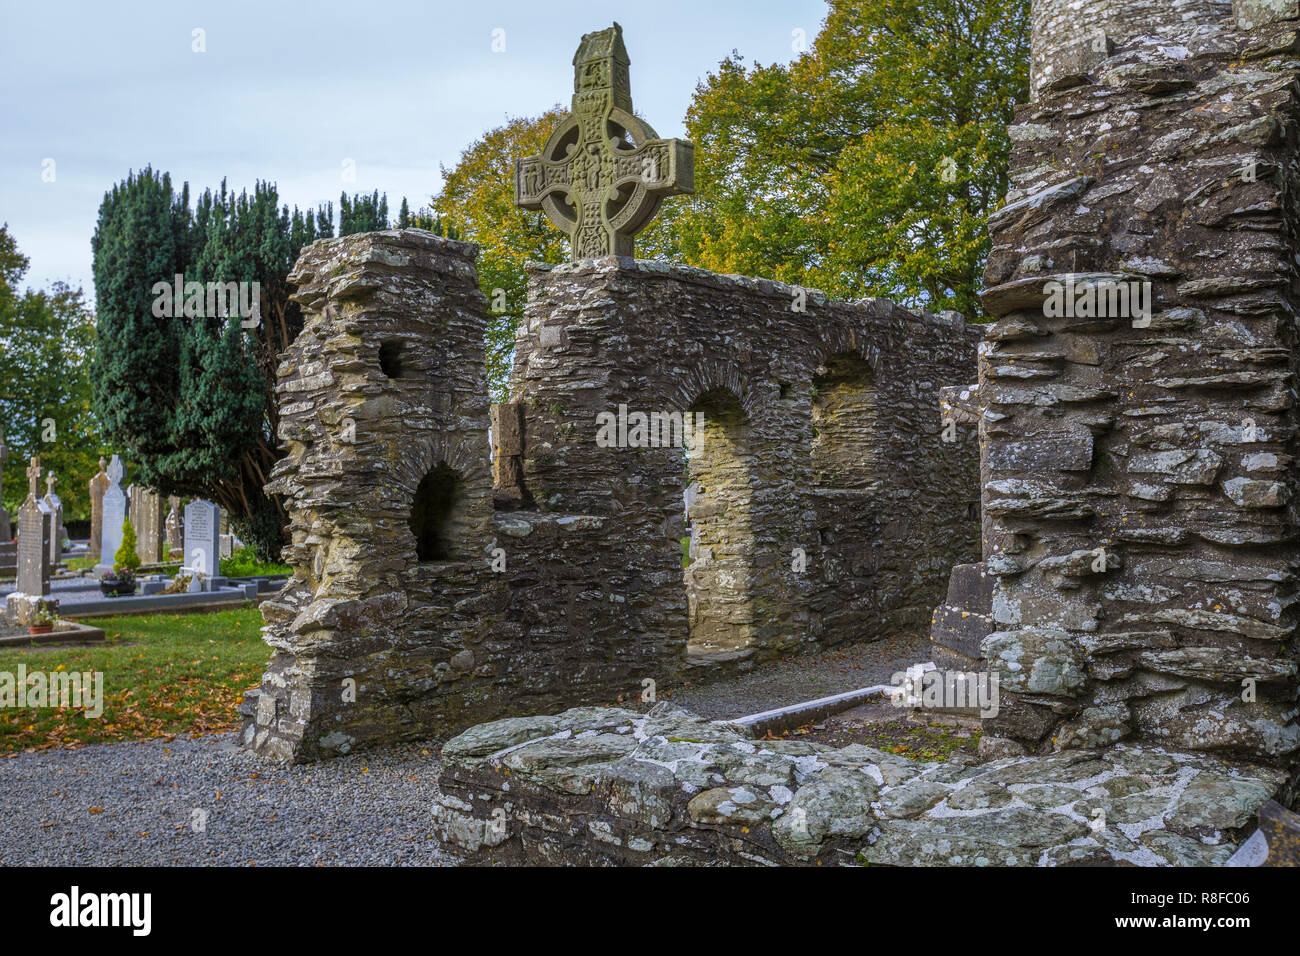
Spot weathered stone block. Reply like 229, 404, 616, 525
436, 704, 1289, 867
982, 628, 1088, 697
1258, 800, 1300, 866
1235, 0, 1299, 28
979, 6, 1300, 765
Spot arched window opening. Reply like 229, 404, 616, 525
811, 355, 877, 489
683, 388, 757, 656
380, 340, 406, 379
410, 462, 460, 562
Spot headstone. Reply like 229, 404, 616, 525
127, 484, 140, 555
130, 486, 165, 564
16, 457, 50, 597
0, 427, 10, 542
684, 482, 701, 560
88, 457, 109, 559
100, 455, 128, 566
514, 23, 694, 260
42, 472, 64, 566
165, 496, 181, 555
184, 499, 221, 578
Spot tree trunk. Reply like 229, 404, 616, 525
230, 487, 288, 563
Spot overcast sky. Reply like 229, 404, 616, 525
0, 0, 828, 297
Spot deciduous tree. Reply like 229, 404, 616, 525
0, 224, 99, 521
675, 0, 1029, 317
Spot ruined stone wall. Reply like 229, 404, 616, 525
1030, 0, 1229, 97
243, 232, 691, 761
244, 231, 499, 760
244, 234, 980, 761
972, 0, 1300, 769
510, 259, 982, 663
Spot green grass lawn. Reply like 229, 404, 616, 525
0, 604, 269, 754
219, 546, 291, 578
52, 546, 291, 578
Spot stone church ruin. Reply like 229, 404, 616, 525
241, 25, 980, 762
244, 4, 1300, 865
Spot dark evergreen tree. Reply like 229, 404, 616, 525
338, 192, 352, 235
91, 168, 332, 558
396, 199, 459, 239
337, 190, 389, 235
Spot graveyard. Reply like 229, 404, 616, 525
1, 450, 285, 631
2, 0, 1300, 890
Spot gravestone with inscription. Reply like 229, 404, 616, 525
99, 455, 128, 567
130, 486, 165, 564
184, 499, 220, 578
88, 457, 109, 560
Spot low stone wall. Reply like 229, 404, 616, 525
434, 703, 1288, 866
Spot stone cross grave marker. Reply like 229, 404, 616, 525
515, 22, 694, 260
43, 472, 64, 566
16, 457, 50, 596
88, 457, 109, 560
165, 496, 181, 555
184, 499, 220, 577
100, 454, 128, 566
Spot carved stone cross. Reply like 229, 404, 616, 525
27, 456, 40, 502
515, 22, 694, 260
46, 472, 58, 497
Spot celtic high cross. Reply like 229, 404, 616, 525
515, 22, 694, 260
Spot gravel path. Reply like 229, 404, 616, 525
0, 632, 931, 865
0, 735, 459, 866
647, 630, 932, 719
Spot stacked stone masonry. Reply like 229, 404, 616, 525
433, 704, 1290, 866
243, 230, 980, 761
930, 0, 1300, 777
